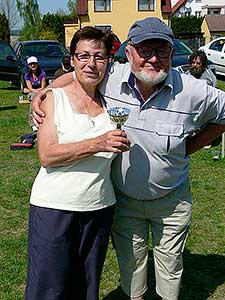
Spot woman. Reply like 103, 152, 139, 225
25, 27, 130, 300
24, 56, 47, 131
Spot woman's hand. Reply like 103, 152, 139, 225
23, 87, 30, 94
94, 129, 131, 153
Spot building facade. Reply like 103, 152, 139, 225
64, 0, 172, 49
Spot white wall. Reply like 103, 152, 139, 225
172, 0, 225, 17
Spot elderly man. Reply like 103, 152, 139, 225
32, 18, 225, 300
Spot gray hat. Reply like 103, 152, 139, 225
128, 17, 174, 45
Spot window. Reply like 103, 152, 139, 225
138, 0, 154, 11
94, 0, 111, 12
95, 25, 112, 31
208, 8, 221, 15
209, 40, 225, 52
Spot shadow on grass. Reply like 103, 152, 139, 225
216, 75, 225, 81
0, 105, 17, 111
102, 249, 225, 300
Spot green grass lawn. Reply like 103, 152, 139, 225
0, 79, 225, 300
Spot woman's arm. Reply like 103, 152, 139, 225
40, 76, 47, 89
38, 92, 130, 168
25, 79, 37, 93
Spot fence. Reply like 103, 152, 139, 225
179, 37, 205, 51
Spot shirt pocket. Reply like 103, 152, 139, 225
154, 121, 185, 155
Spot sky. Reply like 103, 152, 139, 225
38, 0, 68, 15
13, 0, 69, 30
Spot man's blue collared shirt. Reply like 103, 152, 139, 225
99, 62, 225, 200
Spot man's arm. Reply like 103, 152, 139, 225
32, 72, 74, 125
186, 123, 225, 155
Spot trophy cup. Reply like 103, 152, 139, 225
107, 107, 130, 129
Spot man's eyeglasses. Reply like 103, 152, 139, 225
130, 43, 172, 59
74, 53, 108, 63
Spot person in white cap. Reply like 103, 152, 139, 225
24, 56, 47, 131
32, 17, 225, 300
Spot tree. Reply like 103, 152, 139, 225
40, 13, 66, 43
170, 16, 203, 39
0, 13, 10, 41
16, 0, 42, 39
67, 0, 77, 18
39, 29, 58, 41
0, 0, 19, 30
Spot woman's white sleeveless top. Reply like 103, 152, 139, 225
30, 88, 116, 211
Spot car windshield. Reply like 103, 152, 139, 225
173, 39, 193, 56
22, 43, 68, 59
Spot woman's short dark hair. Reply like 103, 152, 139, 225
70, 26, 113, 57
189, 50, 208, 68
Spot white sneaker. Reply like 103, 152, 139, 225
32, 125, 38, 132
213, 149, 219, 161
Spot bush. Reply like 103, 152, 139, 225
171, 16, 203, 39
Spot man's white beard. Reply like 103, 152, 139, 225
133, 69, 168, 87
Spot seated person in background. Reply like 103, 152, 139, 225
54, 55, 74, 79
23, 56, 47, 131
187, 50, 221, 152
187, 50, 216, 87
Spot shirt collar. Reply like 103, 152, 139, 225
163, 69, 174, 93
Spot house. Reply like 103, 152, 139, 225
171, 0, 225, 45
201, 0, 225, 16
201, 14, 225, 43
64, 0, 172, 49
171, 0, 225, 17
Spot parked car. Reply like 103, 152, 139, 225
0, 41, 20, 84
110, 33, 121, 57
15, 40, 70, 89
199, 37, 225, 77
114, 38, 216, 74
0, 40, 70, 91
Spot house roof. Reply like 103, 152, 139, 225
161, 0, 172, 13
205, 15, 225, 32
171, 0, 186, 14
77, 0, 88, 15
